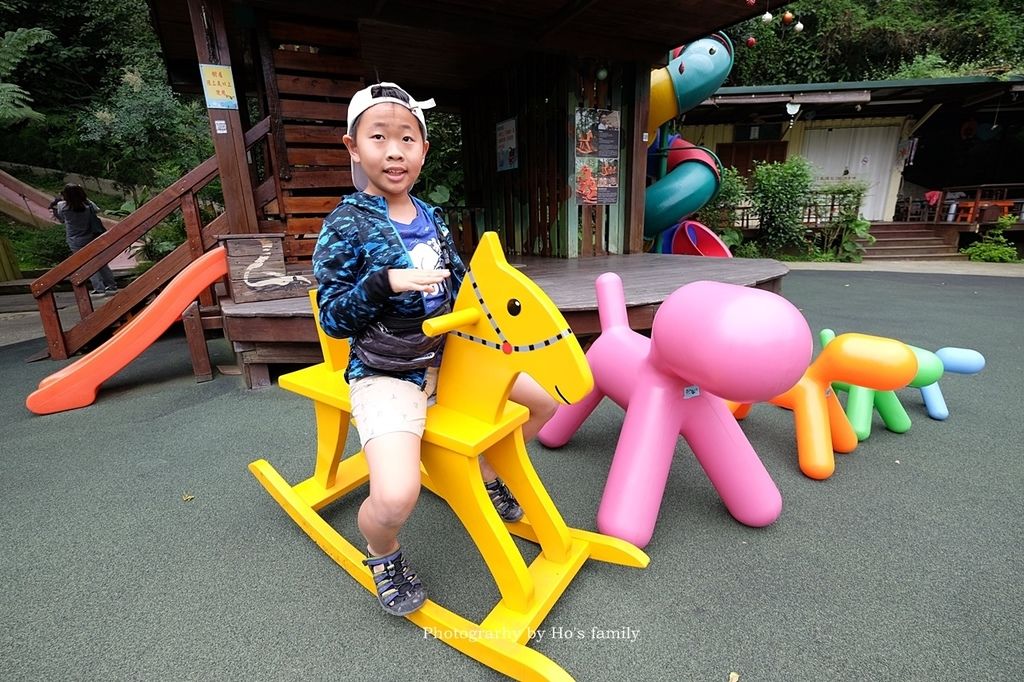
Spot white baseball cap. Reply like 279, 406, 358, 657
347, 82, 435, 192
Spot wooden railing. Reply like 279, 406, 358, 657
895, 184, 1024, 225
718, 192, 861, 232
31, 117, 272, 360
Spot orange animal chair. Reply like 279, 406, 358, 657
731, 333, 918, 480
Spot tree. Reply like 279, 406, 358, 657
0, 0, 211, 188
727, 0, 1024, 85
0, 0, 162, 110
79, 67, 212, 189
0, 27, 53, 126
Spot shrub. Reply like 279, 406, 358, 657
696, 166, 748, 233
732, 240, 762, 259
812, 180, 874, 262
749, 156, 814, 256
0, 220, 69, 269
960, 214, 1020, 263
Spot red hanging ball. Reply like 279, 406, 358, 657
783, 11, 795, 25
746, 36, 757, 48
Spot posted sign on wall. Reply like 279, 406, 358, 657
199, 64, 239, 110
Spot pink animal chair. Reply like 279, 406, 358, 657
538, 273, 812, 548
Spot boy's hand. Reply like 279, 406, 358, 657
387, 268, 450, 294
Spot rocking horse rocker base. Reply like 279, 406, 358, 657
250, 234, 648, 681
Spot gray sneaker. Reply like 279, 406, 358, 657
363, 548, 426, 616
485, 477, 524, 522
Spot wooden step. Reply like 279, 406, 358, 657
864, 223, 942, 233
863, 237, 947, 248
862, 244, 963, 258
863, 253, 969, 261
867, 229, 941, 239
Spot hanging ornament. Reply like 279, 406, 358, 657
782, 11, 795, 25
794, 21, 804, 33
762, 11, 773, 23
746, 0, 756, 5
746, 36, 757, 48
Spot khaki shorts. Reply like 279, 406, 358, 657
349, 367, 439, 447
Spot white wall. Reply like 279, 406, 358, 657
798, 124, 903, 220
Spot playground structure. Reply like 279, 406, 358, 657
660, 219, 733, 257
643, 35, 732, 251
731, 333, 919, 480
821, 329, 987, 439
0, 168, 138, 271
538, 273, 812, 547
249, 234, 648, 681
25, 247, 228, 415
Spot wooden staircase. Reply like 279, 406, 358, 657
860, 222, 967, 261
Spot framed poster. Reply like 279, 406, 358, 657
496, 118, 518, 171
575, 108, 620, 204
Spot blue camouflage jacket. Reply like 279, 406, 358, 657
312, 191, 467, 387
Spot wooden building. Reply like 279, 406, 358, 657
32, 0, 791, 379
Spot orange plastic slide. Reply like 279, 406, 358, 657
26, 246, 229, 415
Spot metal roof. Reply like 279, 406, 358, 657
687, 75, 1024, 125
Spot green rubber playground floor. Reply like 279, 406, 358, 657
2, 267, 1022, 681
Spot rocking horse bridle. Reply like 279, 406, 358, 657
451, 271, 574, 355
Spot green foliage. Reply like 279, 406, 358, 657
106, 187, 187, 264
696, 166, 748, 232
0, 27, 54, 125
960, 214, 1020, 262
79, 69, 212, 187
728, 0, 1024, 85
0, 0, 164, 110
888, 53, 966, 80
131, 218, 186, 264
749, 156, 814, 256
731, 240, 762, 259
419, 111, 465, 207
0, 219, 70, 269
812, 180, 874, 262
0, 1, 211, 189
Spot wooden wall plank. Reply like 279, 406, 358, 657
285, 239, 317, 259
281, 170, 351, 189
283, 124, 346, 144
286, 147, 349, 167
267, 21, 359, 47
282, 217, 327, 234
273, 49, 363, 77
279, 99, 348, 122
626, 62, 649, 254
276, 75, 362, 99
281, 196, 343, 214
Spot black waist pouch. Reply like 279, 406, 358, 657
353, 301, 451, 372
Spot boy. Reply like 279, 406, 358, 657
313, 83, 556, 616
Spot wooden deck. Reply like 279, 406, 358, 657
221, 254, 789, 388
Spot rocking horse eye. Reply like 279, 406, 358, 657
709, 47, 717, 55
507, 299, 522, 316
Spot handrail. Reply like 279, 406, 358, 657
32, 116, 271, 360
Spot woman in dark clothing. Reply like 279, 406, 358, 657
52, 184, 117, 296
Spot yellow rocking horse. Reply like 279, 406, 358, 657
249, 232, 648, 681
